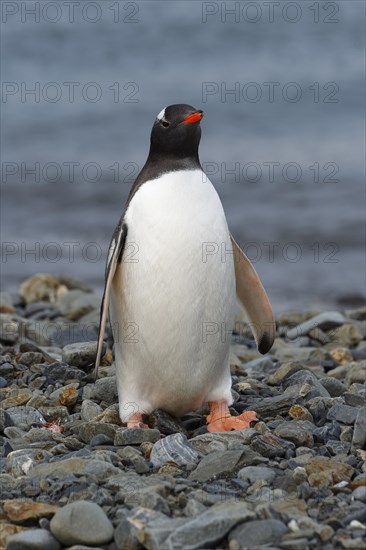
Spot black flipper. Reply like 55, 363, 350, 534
94, 220, 128, 381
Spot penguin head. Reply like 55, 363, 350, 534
150, 104, 203, 159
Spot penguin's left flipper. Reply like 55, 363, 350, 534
94, 220, 128, 381
231, 234, 276, 354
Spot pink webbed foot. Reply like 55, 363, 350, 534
206, 400, 258, 432
126, 412, 148, 429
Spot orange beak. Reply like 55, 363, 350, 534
180, 111, 203, 125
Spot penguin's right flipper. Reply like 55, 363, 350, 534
230, 234, 276, 355
94, 220, 128, 381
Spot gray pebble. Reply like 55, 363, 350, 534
38, 518, 50, 530
127, 507, 186, 550
274, 420, 314, 448
0, 409, 13, 432
0, 362, 14, 376
352, 406, 366, 450
38, 406, 69, 422
325, 439, 351, 455
90, 433, 114, 446
189, 448, 261, 482
150, 433, 199, 468
284, 370, 330, 399
78, 421, 119, 444
30, 457, 120, 479
19, 352, 45, 366
57, 290, 100, 320
280, 539, 310, 550
115, 427, 160, 446
238, 465, 276, 484
6, 529, 60, 550
50, 501, 114, 546
118, 445, 142, 461
106, 473, 171, 496
62, 341, 100, 369
344, 392, 366, 407
184, 498, 208, 517
251, 434, 291, 458
307, 397, 333, 424
268, 362, 307, 385
166, 500, 255, 550
340, 426, 354, 442
91, 376, 118, 404
235, 388, 300, 418
190, 430, 257, 454
327, 404, 358, 425
286, 311, 346, 339
43, 362, 85, 383
124, 487, 171, 515
114, 517, 142, 550
243, 356, 274, 374
117, 446, 148, 473
275, 347, 326, 363
80, 399, 103, 422
0, 291, 17, 310
6, 448, 52, 476
293, 466, 308, 484
229, 518, 288, 548
320, 377, 347, 397
353, 486, 366, 503
5, 406, 45, 429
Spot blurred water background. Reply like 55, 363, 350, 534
1, 0, 365, 312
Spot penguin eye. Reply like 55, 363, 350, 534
161, 120, 170, 128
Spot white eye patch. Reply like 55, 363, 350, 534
156, 108, 166, 121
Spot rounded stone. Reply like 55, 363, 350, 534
50, 501, 114, 546
319, 377, 347, 397
62, 341, 99, 369
353, 486, 366, 503
6, 528, 61, 550
5, 406, 45, 428
81, 399, 103, 422
90, 433, 114, 447
229, 518, 288, 548
238, 466, 276, 484
274, 420, 314, 448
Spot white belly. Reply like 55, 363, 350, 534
110, 169, 236, 420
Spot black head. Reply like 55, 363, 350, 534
149, 104, 203, 161
125, 104, 204, 203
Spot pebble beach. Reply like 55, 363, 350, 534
0, 273, 365, 550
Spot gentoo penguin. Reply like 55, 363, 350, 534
95, 104, 275, 432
